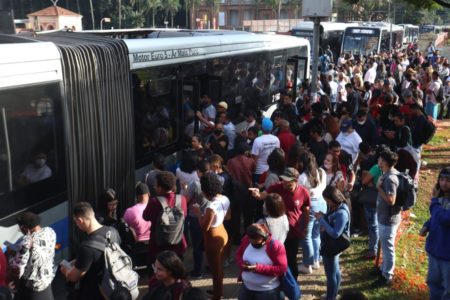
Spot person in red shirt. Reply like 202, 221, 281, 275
277, 119, 296, 159
143, 171, 188, 274
250, 167, 311, 279
0, 250, 7, 287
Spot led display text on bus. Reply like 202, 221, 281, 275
351, 29, 376, 35
133, 48, 201, 63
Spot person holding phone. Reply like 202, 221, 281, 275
235, 224, 287, 300
419, 167, 450, 300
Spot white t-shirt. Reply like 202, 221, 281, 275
206, 195, 230, 228
329, 81, 338, 103
337, 80, 347, 102
336, 131, 362, 163
21, 164, 52, 184
326, 170, 344, 186
202, 104, 216, 121
258, 215, 289, 243
176, 168, 199, 194
298, 168, 326, 199
242, 244, 280, 291
251, 134, 280, 175
427, 80, 441, 105
364, 65, 377, 84
223, 122, 237, 150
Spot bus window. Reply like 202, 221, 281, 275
0, 82, 65, 218
132, 66, 180, 160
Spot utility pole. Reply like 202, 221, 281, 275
388, 0, 392, 51
310, 18, 321, 97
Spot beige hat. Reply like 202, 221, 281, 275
217, 101, 228, 110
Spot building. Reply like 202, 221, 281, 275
27, 5, 82, 32
195, 0, 300, 30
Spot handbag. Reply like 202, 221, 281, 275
357, 185, 378, 207
268, 240, 301, 300
319, 207, 351, 257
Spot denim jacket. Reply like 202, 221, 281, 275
319, 203, 351, 239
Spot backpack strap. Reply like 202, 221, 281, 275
175, 194, 182, 209
84, 230, 111, 252
157, 196, 169, 210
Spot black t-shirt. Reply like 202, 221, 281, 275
339, 150, 354, 180
307, 139, 328, 166
75, 226, 121, 299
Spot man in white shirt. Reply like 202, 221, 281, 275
218, 111, 237, 151
328, 74, 338, 111
337, 72, 348, 103
363, 61, 377, 84
336, 119, 362, 163
251, 118, 280, 182
20, 153, 52, 185
425, 71, 442, 120
196, 94, 216, 129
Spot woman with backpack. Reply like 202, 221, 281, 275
315, 186, 350, 300
192, 172, 230, 300
144, 251, 191, 300
235, 223, 287, 300
298, 151, 328, 274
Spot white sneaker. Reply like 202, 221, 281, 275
298, 263, 313, 274
312, 261, 320, 270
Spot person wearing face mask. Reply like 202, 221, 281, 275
335, 119, 362, 163
352, 110, 377, 148
235, 223, 287, 300
20, 153, 52, 185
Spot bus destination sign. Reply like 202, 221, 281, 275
351, 28, 375, 35
133, 48, 201, 63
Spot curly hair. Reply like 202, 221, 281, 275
156, 250, 187, 280
156, 171, 177, 193
200, 172, 223, 199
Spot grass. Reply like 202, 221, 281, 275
340, 120, 450, 299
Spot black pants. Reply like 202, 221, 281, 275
16, 279, 54, 300
284, 236, 301, 279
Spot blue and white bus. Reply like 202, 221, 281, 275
341, 22, 404, 56
0, 30, 310, 257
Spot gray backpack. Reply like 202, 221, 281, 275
155, 195, 185, 246
86, 230, 139, 300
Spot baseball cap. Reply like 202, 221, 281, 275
217, 101, 228, 110
279, 167, 300, 182
340, 119, 353, 132
261, 118, 273, 132
135, 182, 150, 196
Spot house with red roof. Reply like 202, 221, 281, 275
27, 5, 82, 32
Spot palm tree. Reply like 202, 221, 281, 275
145, 0, 161, 27
89, 0, 95, 29
186, 0, 201, 29
265, 0, 282, 31
163, 0, 180, 27
204, 0, 220, 29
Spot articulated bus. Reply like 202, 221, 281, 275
398, 24, 419, 44
420, 24, 443, 34
291, 21, 350, 61
341, 23, 404, 56
0, 30, 310, 257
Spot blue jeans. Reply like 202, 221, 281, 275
378, 222, 400, 280
427, 254, 450, 300
323, 254, 341, 300
187, 215, 203, 274
426, 102, 438, 120
238, 284, 282, 300
363, 204, 379, 255
302, 197, 327, 265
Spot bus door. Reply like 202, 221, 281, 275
286, 56, 308, 95
199, 74, 222, 106
179, 80, 200, 139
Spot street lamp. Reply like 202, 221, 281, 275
100, 17, 111, 30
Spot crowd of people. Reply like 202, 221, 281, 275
0, 42, 449, 300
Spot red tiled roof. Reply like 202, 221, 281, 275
28, 6, 81, 17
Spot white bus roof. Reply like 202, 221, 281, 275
125, 32, 310, 70
353, 22, 404, 31
397, 24, 419, 28
292, 22, 351, 32
0, 42, 62, 89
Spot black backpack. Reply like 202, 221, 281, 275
395, 171, 416, 211
421, 116, 437, 145
434, 85, 445, 103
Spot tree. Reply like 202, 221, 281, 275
186, 0, 201, 29
265, 0, 282, 31
162, 0, 180, 27
204, 0, 220, 29
145, 0, 161, 27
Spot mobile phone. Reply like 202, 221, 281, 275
60, 259, 72, 270
3, 241, 19, 252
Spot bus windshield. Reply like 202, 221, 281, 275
291, 30, 313, 45
342, 28, 379, 55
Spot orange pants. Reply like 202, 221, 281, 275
204, 224, 228, 300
